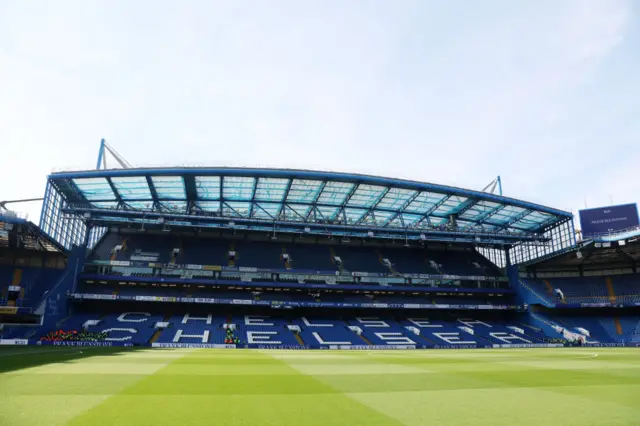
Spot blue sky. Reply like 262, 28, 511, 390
1, 1, 638, 228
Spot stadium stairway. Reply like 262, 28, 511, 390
228, 242, 236, 267
294, 332, 305, 346
358, 333, 373, 345
111, 238, 127, 261
281, 247, 292, 270
606, 277, 617, 304
614, 318, 623, 336
543, 279, 554, 294
543, 279, 566, 303
377, 250, 397, 274
329, 247, 346, 274
518, 280, 555, 307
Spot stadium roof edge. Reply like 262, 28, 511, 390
48, 166, 572, 218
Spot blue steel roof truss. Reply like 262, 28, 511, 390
355, 186, 391, 226
382, 190, 422, 226
305, 181, 328, 222
277, 179, 294, 220
52, 168, 572, 244
248, 177, 259, 218
145, 176, 159, 212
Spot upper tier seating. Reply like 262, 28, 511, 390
90, 233, 502, 277
522, 274, 640, 305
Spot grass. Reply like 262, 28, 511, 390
1, 346, 639, 425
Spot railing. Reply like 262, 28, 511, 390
582, 224, 640, 241
517, 280, 559, 308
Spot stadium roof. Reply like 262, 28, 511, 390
47, 167, 572, 245
0, 214, 65, 252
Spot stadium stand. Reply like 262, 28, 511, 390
521, 274, 640, 305
20, 310, 544, 348
89, 232, 503, 277
2, 152, 638, 351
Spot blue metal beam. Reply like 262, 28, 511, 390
496, 208, 533, 231
248, 177, 259, 218
221, 201, 245, 218
305, 181, 327, 221
454, 198, 481, 218
105, 176, 125, 209
183, 175, 197, 213
276, 178, 294, 220
64, 197, 502, 223
282, 203, 307, 221
253, 203, 275, 220
475, 204, 507, 225
355, 187, 390, 226
414, 194, 451, 228
382, 190, 421, 227
95, 139, 106, 170
337, 182, 361, 225
145, 176, 160, 212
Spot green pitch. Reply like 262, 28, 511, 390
1, 346, 639, 426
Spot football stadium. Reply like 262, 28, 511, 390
1, 142, 640, 425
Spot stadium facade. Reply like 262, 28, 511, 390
1, 142, 638, 349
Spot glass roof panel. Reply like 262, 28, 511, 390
361, 210, 395, 226
512, 211, 553, 230
386, 215, 403, 228
458, 200, 501, 220
285, 204, 312, 221
72, 177, 115, 201
223, 177, 255, 201
316, 181, 355, 206
111, 176, 153, 200
286, 179, 324, 203
346, 184, 387, 208
343, 208, 368, 224
254, 178, 289, 202
485, 205, 526, 224
401, 213, 424, 227
151, 176, 186, 200
376, 188, 417, 210
315, 206, 341, 221
253, 202, 281, 219
195, 176, 221, 200
222, 201, 250, 218
404, 191, 447, 214
432, 195, 468, 215
196, 201, 220, 213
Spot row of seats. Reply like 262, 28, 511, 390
27, 312, 548, 348
0, 266, 64, 308
549, 315, 640, 343
75, 283, 509, 306
91, 233, 501, 276
522, 274, 640, 305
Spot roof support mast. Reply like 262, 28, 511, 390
96, 139, 132, 170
